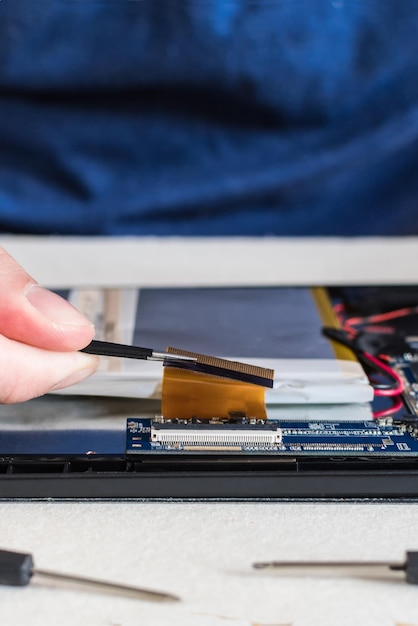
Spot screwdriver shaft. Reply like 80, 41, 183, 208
34, 568, 180, 603
252, 559, 410, 584
254, 560, 402, 570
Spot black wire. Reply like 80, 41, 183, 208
322, 326, 400, 391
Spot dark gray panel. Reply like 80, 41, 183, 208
133, 287, 333, 359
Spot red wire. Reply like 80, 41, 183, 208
343, 306, 417, 334
332, 304, 406, 418
332, 304, 404, 394
373, 397, 404, 419
333, 302, 346, 320
363, 351, 404, 396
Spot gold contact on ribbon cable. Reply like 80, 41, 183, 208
161, 347, 274, 420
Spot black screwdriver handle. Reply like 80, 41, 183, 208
405, 552, 418, 584
0, 549, 33, 586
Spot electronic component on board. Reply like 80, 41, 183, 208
149, 419, 281, 451
391, 359, 418, 417
126, 417, 418, 457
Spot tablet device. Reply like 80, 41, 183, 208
0, 285, 417, 500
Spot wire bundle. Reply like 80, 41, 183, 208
326, 304, 415, 419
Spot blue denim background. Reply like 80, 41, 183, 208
0, 0, 417, 235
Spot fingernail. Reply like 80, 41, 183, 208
26, 285, 94, 328
51, 360, 99, 391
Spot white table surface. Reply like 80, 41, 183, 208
1, 236, 418, 626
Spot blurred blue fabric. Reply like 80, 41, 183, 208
0, 0, 418, 235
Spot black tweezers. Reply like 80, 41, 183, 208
80, 340, 197, 364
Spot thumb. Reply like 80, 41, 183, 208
0, 335, 98, 404
0, 246, 95, 351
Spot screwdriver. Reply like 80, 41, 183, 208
253, 551, 418, 584
0, 548, 180, 602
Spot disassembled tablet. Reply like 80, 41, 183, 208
2, 285, 418, 500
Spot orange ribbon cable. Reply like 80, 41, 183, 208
162, 348, 274, 420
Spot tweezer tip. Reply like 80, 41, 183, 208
151, 352, 197, 363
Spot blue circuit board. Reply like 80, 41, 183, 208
126, 418, 418, 457
392, 358, 418, 416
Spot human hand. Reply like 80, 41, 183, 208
0, 246, 98, 403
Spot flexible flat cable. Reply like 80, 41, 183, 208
162, 348, 274, 420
